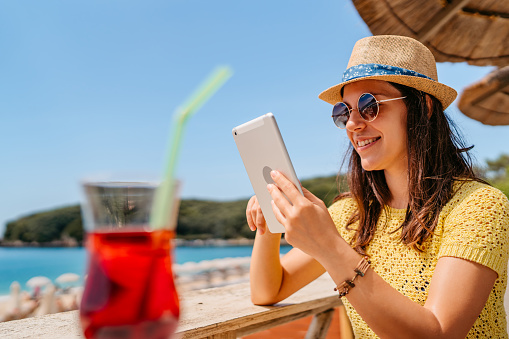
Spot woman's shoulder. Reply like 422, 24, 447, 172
439, 179, 509, 278
442, 179, 509, 224
449, 179, 509, 208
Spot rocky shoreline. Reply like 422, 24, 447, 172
0, 237, 287, 248
0, 239, 81, 248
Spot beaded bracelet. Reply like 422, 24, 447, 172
334, 256, 371, 298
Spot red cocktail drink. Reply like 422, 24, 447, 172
80, 229, 179, 339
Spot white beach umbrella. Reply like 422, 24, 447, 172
55, 273, 80, 284
26, 276, 52, 289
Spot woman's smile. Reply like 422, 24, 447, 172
355, 136, 381, 149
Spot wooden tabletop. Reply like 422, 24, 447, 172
0, 274, 341, 339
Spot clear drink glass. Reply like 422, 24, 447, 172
79, 179, 180, 339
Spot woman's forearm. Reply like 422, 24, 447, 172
249, 230, 284, 305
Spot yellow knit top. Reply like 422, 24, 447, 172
328, 180, 509, 338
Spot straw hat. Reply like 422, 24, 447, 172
319, 35, 457, 109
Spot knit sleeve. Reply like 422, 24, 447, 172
438, 185, 509, 277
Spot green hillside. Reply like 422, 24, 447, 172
1, 174, 342, 244
3, 205, 83, 243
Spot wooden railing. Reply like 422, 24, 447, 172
0, 274, 352, 339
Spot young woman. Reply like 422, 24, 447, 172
246, 35, 509, 338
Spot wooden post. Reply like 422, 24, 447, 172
304, 308, 335, 339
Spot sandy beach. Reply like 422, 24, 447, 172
0, 256, 251, 323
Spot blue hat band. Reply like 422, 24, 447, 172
342, 63, 434, 82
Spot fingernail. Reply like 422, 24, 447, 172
271, 170, 278, 178
267, 184, 272, 191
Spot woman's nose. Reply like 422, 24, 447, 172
345, 108, 366, 132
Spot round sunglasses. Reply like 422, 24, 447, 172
332, 93, 407, 129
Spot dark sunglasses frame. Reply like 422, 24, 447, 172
332, 93, 407, 129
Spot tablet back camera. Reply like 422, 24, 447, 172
263, 166, 274, 185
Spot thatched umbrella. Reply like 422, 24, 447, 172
353, 0, 509, 67
457, 66, 509, 125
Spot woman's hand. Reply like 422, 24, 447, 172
246, 195, 270, 235
267, 170, 341, 261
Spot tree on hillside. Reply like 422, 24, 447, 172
487, 154, 509, 181
485, 154, 509, 197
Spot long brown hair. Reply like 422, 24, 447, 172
337, 82, 484, 254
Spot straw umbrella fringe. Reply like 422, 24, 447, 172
352, 0, 509, 67
458, 66, 509, 125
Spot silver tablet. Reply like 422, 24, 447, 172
232, 113, 303, 233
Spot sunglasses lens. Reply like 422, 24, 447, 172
332, 102, 349, 128
358, 93, 378, 121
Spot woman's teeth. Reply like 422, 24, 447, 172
357, 138, 379, 147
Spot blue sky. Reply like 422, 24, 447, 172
1, 1, 507, 236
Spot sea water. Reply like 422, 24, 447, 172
0, 245, 292, 296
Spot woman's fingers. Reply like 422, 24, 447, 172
268, 183, 293, 216
246, 196, 257, 231
271, 200, 286, 226
253, 199, 267, 230
246, 195, 268, 234
270, 171, 303, 204
255, 205, 267, 235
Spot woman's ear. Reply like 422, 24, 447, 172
425, 94, 433, 119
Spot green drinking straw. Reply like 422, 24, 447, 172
150, 66, 233, 230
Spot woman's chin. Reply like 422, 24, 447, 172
360, 161, 380, 172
